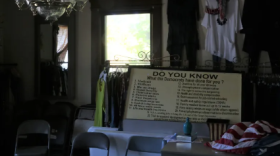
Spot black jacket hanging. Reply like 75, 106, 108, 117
241, 0, 280, 53
167, 0, 200, 68
167, 0, 199, 24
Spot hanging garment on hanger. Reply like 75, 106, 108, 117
94, 71, 107, 127
104, 80, 109, 126
202, 0, 243, 62
118, 72, 129, 131
108, 72, 120, 128
167, 0, 200, 69
109, 74, 117, 128
241, 0, 280, 74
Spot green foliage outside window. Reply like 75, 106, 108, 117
105, 13, 150, 64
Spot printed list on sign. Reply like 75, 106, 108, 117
124, 68, 242, 124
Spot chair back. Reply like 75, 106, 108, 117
207, 119, 230, 141
125, 136, 163, 156
44, 103, 75, 155
15, 120, 51, 153
70, 132, 110, 156
17, 120, 50, 135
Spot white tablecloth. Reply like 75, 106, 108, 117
161, 142, 246, 156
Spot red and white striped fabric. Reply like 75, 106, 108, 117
206, 120, 280, 155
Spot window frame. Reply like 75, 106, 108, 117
90, 0, 162, 106
34, 14, 76, 100
100, 8, 161, 65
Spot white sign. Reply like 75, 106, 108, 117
124, 68, 242, 124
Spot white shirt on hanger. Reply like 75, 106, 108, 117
99, 70, 107, 81
202, 0, 243, 62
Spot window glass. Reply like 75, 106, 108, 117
105, 13, 151, 65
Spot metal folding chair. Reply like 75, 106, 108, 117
125, 136, 163, 156
14, 120, 50, 156
70, 132, 110, 156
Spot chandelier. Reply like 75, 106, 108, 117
15, 0, 88, 23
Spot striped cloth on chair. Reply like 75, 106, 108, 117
206, 121, 280, 155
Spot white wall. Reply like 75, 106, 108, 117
74, 4, 92, 105
3, 0, 272, 105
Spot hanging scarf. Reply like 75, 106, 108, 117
205, 0, 230, 25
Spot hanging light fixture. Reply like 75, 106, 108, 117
15, 0, 88, 23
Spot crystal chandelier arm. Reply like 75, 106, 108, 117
74, 0, 88, 12
15, 0, 26, 10
15, 0, 88, 22
19, 6, 32, 10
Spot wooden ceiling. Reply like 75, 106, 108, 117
89, 0, 162, 10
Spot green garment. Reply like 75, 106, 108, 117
94, 79, 105, 127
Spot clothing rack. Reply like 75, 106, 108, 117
104, 60, 133, 74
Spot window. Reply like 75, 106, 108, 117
105, 13, 151, 65
91, 0, 162, 104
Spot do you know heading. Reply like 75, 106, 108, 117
149, 71, 225, 85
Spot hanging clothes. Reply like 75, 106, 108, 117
202, 0, 243, 62
167, 0, 200, 69
102, 70, 129, 129
40, 62, 68, 96
95, 67, 129, 129
111, 75, 120, 127
94, 71, 107, 127
104, 79, 109, 126
108, 75, 116, 128
241, 0, 280, 73
118, 72, 129, 131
